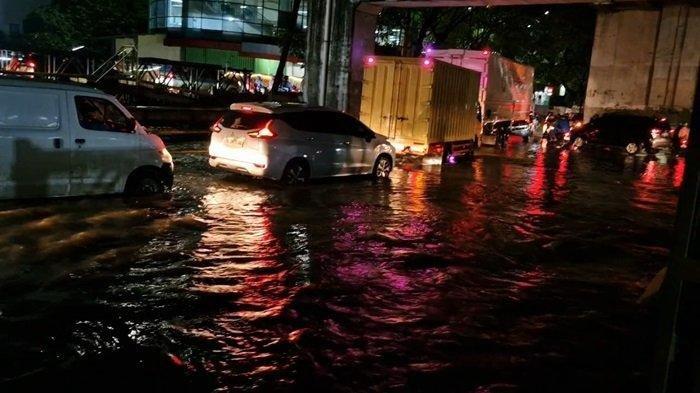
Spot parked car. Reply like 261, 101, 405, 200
208, 103, 396, 184
567, 113, 671, 154
479, 119, 512, 146
509, 119, 532, 142
0, 79, 173, 199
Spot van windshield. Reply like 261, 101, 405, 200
222, 111, 272, 130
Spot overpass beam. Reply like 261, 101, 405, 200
585, 4, 699, 122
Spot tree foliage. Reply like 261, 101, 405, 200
15, 0, 149, 56
377, 5, 596, 105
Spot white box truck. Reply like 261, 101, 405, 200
429, 50, 535, 122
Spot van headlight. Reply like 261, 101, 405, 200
159, 148, 173, 165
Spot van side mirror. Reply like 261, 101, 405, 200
127, 118, 137, 133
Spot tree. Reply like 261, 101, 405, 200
272, 0, 303, 94
376, 5, 597, 105
21, 0, 149, 56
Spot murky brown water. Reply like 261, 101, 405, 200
0, 140, 685, 392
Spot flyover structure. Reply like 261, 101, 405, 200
304, 0, 699, 122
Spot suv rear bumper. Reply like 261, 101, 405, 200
209, 156, 270, 178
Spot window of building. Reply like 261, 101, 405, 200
149, 0, 306, 39
75, 97, 133, 133
0, 91, 60, 130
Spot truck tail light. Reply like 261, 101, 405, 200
247, 120, 276, 139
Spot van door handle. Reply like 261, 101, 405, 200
53, 138, 62, 149
75, 138, 86, 145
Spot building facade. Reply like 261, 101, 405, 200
133, 0, 307, 84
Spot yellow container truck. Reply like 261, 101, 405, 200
359, 56, 481, 162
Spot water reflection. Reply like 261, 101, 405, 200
0, 141, 687, 392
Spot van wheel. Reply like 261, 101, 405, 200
281, 159, 309, 185
126, 170, 165, 195
373, 155, 393, 180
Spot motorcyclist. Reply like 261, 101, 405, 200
496, 124, 506, 148
553, 116, 571, 138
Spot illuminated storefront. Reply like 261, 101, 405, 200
135, 0, 307, 87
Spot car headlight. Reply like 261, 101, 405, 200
159, 148, 173, 165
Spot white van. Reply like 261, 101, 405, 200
0, 79, 174, 199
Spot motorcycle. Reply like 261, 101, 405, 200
541, 124, 568, 147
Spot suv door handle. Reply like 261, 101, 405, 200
52, 138, 62, 149
75, 138, 86, 145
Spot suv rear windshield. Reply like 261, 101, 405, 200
221, 111, 272, 130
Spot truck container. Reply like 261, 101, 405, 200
429, 49, 534, 122
359, 56, 481, 161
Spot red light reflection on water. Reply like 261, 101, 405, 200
673, 158, 686, 189
556, 150, 570, 189
525, 150, 570, 216
525, 151, 548, 216
194, 188, 291, 321
632, 157, 685, 211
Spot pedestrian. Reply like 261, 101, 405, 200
678, 123, 690, 150
278, 76, 292, 93
254, 76, 266, 94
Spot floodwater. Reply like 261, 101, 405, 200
0, 140, 686, 392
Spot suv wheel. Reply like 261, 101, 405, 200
281, 160, 309, 185
373, 155, 392, 180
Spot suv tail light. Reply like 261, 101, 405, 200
247, 120, 276, 139
211, 116, 223, 133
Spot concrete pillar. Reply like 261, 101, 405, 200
304, 1, 379, 115
585, 5, 699, 122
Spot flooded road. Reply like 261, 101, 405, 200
0, 141, 685, 392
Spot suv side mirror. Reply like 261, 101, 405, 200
364, 130, 376, 142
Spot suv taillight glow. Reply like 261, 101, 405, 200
247, 120, 276, 139
211, 116, 223, 133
